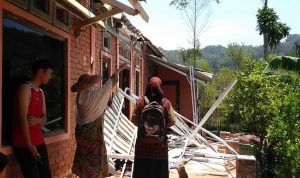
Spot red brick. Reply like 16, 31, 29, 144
220, 131, 230, 139
236, 155, 256, 178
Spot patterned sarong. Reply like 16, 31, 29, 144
72, 116, 108, 178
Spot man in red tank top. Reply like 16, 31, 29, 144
12, 59, 53, 178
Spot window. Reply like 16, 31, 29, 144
53, 4, 70, 31
7, 0, 29, 10
119, 44, 131, 63
135, 54, 140, 68
103, 32, 111, 52
30, 0, 53, 22
2, 18, 66, 145
102, 59, 110, 85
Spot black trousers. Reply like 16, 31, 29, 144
13, 143, 51, 178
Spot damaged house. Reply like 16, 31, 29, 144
0, 0, 255, 177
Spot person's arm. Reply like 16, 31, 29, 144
17, 85, 39, 159
40, 91, 47, 125
166, 103, 176, 128
111, 63, 130, 86
131, 104, 141, 126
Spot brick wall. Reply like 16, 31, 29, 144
1, 1, 150, 177
3, 9, 103, 178
236, 155, 256, 178
47, 18, 98, 178
225, 140, 240, 154
220, 131, 230, 139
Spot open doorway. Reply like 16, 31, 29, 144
119, 69, 130, 117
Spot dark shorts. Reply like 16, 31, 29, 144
13, 143, 51, 178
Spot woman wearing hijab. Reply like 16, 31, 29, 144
71, 63, 129, 178
131, 77, 176, 178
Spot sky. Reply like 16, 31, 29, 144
121, 0, 300, 50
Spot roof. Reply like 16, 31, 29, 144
118, 14, 213, 82
149, 55, 213, 82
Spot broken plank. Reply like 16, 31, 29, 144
102, 0, 138, 15
79, 7, 123, 29
128, 0, 149, 22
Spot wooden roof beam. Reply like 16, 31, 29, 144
75, 7, 122, 37
128, 0, 149, 22
102, 0, 139, 16
79, 7, 123, 28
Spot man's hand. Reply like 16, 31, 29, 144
27, 144, 40, 160
27, 116, 42, 126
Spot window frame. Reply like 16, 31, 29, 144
102, 32, 111, 53
101, 57, 111, 85
53, 3, 70, 32
0, 3, 71, 154
29, 0, 53, 23
6, 0, 29, 10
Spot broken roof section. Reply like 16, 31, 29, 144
55, 0, 149, 36
120, 14, 213, 83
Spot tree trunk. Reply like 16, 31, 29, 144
193, 0, 197, 67
263, 0, 268, 59
264, 0, 268, 8
263, 33, 268, 59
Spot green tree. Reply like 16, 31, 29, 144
256, 0, 290, 59
267, 74, 300, 177
296, 44, 300, 57
197, 58, 212, 72
199, 67, 235, 130
225, 58, 300, 177
226, 43, 252, 69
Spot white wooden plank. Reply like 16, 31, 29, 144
128, 0, 149, 22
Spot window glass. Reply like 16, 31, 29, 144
32, 0, 50, 14
102, 60, 110, 85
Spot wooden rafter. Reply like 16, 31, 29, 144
79, 7, 123, 29
128, 0, 149, 22
102, 0, 138, 16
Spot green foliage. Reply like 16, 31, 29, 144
197, 58, 212, 72
266, 74, 300, 177
296, 44, 300, 58
187, 48, 202, 67
256, 6, 290, 55
224, 59, 276, 137
226, 43, 253, 69
269, 56, 300, 74
224, 58, 300, 177
198, 66, 235, 128
162, 35, 300, 72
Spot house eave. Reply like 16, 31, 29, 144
149, 55, 213, 82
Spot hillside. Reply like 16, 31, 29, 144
161, 34, 300, 71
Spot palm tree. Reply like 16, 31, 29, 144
256, 0, 290, 59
